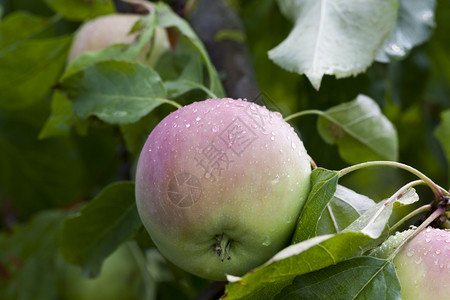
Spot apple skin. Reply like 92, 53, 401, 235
135, 98, 312, 280
374, 227, 450, 300
393, 227, 450, 300
68, 14, 169, 66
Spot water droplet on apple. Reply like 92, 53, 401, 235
186, 123, 191, 128
272, 112, 282, 119
262, 236, 271, 246
272, 175, 280, 184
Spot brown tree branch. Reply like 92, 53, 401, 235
188, 0, 260, 100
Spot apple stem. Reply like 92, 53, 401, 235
386, 206, 445, 261
309, 156, 318, 169
163, 99, 183, 109
389, 204, 432, 234
283, 109, 323, 122
339, 161, 447, 200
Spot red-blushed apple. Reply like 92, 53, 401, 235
68, 13, 169, 66
373, 227, 450, 300
135, 98, 312, 280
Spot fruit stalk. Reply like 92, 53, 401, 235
339, 161, 446, 199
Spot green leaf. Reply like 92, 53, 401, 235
317, 94, 398, 164
38, 91, 79, 138
292, 168, 339, 243
119, 111, 164, 156
376, 0, 437, 62
0, 35, 71, 110
269, 0, 398, 89
434, 109, 450, 183
0, 107, 85, 218
317, 184, 376, 235
44, 0, 115, 21
0, 11, 53, 50
0, 210, 67, 300
59, 181, 142, 276
165, 79, 217, 99
155, 2, 225, 98
344, 188, 418, 240
59, 60, 169, 125
224, 232, 374, 300
275, 257, 400, 300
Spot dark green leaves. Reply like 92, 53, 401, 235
224, 232, 374, 299
317, 185, 376, 235
44, 0, 115, 21
59, 60, 169, 124
155, 2, 225, 98
275, 257, 400, 300
293, 168, 339, 243
0, 210, 67, 300
0, 12, 53, 48
38, 91, 82, 139
59, 181, 142, 276
0, 12, 71, 110
0, 107, 85, 218
435, 109, 450, 184
317, 94, 398, 164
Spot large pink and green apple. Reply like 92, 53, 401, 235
374, 227, 450, 299
393, 227, 449, 300
135, 98, 312, 280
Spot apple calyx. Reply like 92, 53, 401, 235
214, 234, 233, 262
